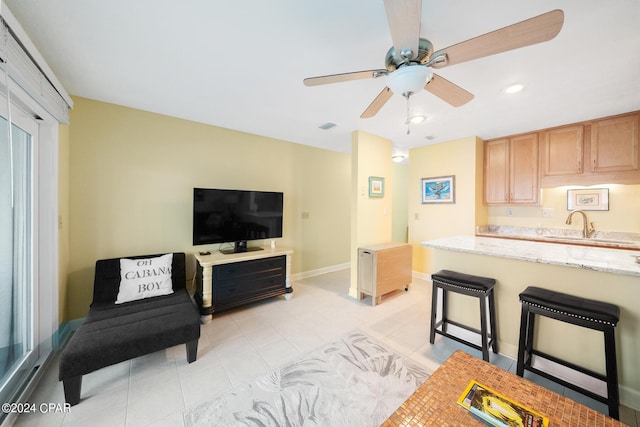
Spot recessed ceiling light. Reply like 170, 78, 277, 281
505, 83, 524, 94
425, 135, 435, 140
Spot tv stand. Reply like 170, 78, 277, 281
194, 247, 293, 323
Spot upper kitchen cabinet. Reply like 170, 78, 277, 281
591, 113, 639, 173
540, 111, 640, 187
541, 125, 583, 176
484, 139, 509, 204
484, 133, 539, 205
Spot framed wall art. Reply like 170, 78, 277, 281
567, 188, 609, 211
421, 175, 455, 204
368, 176, 384, 198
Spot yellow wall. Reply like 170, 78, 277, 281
391, 163, 409, 243
349, 131, 393, 296
488, 184, 640, 232
64, 97, 351, 320
408, 136, 487, 274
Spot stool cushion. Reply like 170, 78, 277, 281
431, 270, 496, 292
519, 286, 620, 325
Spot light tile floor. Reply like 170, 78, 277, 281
11, 269, 640, 426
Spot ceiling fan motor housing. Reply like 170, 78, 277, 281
385, 37, 434, 71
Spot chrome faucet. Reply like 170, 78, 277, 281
565, 209, 596, 238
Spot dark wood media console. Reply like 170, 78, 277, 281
194, 247, 293, 322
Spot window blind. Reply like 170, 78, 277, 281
0, 15, 71, 124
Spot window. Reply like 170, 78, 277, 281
0, 95, 38, 407
0, 9, 70, 421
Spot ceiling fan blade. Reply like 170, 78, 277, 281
383, 0, 421, 60
429, 9, 564, 69
425, 74, 474, 107
303, 69, 388, 86
361, 87, 393, 118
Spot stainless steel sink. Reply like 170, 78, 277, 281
592, 238, 638, 245
544, 236, 637, 245
545, 236, 584, 241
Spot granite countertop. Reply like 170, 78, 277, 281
422, 235, 640, 277
475, 225, 640, 250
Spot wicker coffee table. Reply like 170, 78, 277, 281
382, 350, 627, 426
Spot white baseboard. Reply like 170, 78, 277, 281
54, 318, 84, 349
621, 384, 640, 412
291, 262, 350, 282
293, 266, 431, 283
412, 271, 431, 281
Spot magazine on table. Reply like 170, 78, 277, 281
457, 380, 549, 427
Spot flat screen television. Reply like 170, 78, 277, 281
193, 188, 283, 253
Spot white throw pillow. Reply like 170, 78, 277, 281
115, 253, 174, 304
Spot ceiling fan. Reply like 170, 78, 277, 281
303, 0, 564, 121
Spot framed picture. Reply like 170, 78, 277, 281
567, 188, 609, 211
421, 175, 455, 204
368, 176, 384, 198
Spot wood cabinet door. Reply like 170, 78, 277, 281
510, 133, 539, 204
484, 139, 509, 204
375, 244, 412, 296
541, 125, 583, 176
591, 114, 639, 173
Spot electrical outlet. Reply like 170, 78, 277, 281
542, 208, 554, 217
506, 208, 514, 216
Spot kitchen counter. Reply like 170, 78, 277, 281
424, 235, 640, 277
421, 235, 640, 409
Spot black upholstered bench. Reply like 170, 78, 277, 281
429, 270, 498, 361
58, 252, 200, 406
516, 286, 620, 419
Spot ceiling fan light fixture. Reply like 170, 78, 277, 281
410, 114, 426, 124
505, 83, 525, 94
386, 66, 433, 96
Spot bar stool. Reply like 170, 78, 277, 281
516, 286, 620, 419
430, 270, 498, 361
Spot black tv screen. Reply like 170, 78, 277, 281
192, 188, 283, 248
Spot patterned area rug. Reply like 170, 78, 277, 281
183, 330, 432, 427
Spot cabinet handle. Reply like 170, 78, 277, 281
593, 159, 596, 169
225, 288, 236, 294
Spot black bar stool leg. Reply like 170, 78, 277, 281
488, 290, 498, 353
516, 304, 530, 376
479, 294, 489, 361
604, 326, 620, 420
441, 289, 449, 335
429, 284, 438, 344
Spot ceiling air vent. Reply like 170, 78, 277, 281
318, 122, 336, 130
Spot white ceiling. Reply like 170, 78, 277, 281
5, 1, 640, 158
